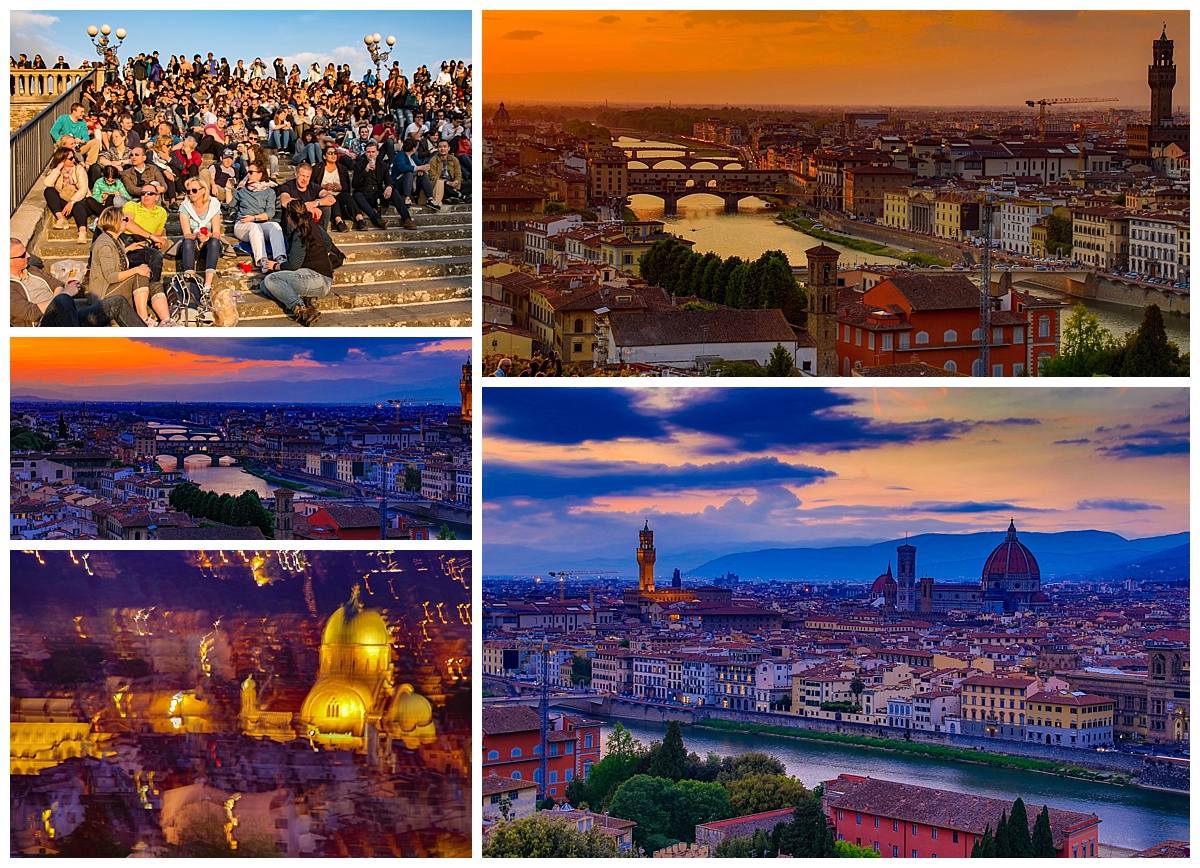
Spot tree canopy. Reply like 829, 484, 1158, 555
482, 814, 621, 857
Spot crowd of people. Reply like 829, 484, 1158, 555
22, 45, 471, 327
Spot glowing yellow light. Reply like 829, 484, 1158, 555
223, 793, 242, 850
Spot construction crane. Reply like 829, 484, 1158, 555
1025, 97, 1118, 141
977, 193, 995, 377
547, 569, 618, 601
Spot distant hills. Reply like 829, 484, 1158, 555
687, 530, 1189, 583
486, 530, 1189, 583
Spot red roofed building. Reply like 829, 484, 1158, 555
695, 807, 796, 849
482, 706, 602, 802
823, 775, 1101, 858
836, 275, 1064, 377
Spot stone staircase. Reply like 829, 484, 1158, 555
34, 152, 472, 327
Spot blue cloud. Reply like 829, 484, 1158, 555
485, 389, 669, 444
661, 390, 974, 454
1097, 439, 1189, 458
485, 456, 832, 502
1077, 499, 1163, 512
909, 501, 1049, 514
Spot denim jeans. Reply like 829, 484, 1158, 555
267, 129, 293, 150
39, 292, 146, 327
233, 220, 285, 264
180, 237, 222, 276
397, 170, 434, 203
260, 268, 332, 315
295, 142, 321, 165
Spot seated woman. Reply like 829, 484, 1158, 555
178, 176, 224, 297
148, 135, 181, 205
87, 164, 132, 220
90, 127, 133, 186
258, 199, 334, 326
232, 163, 285, 273
391, 136, 434, 208
293, 128, 322, 166
172, 134, 203, 181
267, 108, 293, 151
88, 206, 175, 326
42, 147, 90, 244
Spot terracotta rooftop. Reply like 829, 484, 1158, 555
482, 705, 540, 735
609, 308, 796, 346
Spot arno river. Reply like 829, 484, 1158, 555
601, 717, 1188, 853
621, 136, 1189, 352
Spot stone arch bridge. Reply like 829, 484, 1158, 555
628, 168, 802, 215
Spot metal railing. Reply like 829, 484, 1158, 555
10, 70, 100, 215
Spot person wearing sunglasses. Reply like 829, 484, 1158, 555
179, 179, 224, 298
232, 164, 285, 273
10, 236, 144, 327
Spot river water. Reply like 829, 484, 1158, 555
178, 463, 279, 498
600, 717, 1188, 852
621, 136, 1189, 353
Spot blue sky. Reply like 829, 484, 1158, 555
11, 11, 470, 74
483, 387, 1190, 573
11, 336, 471, 404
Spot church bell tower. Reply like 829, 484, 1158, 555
805, 245, 841, 376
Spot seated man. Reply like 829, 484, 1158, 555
352, 141, 414, 230
208, 148, 240, 205
10, 237, 143, 327
427, 139, 465, 208
121, 185, 169, 294
278, 161, 335, 231
50, 102, 101, 166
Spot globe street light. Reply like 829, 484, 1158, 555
86, 23, 126, 60
363, 33, 396, 80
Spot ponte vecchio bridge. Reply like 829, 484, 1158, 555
627, 167, 804, 215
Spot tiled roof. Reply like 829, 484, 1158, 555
482, 705, 540, 735
610, 309, 796, 347
824, 775, 1097, 848
880, 275, 982, 310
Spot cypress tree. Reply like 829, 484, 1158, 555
1008, 797, 1032, 857
1031, 806, 1057, 857
972, 825, 996, 858
647, 721, 687, 781
994, 810, 1010, 858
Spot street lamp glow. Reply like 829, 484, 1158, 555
386, 35, 395, 46
87, 25, 98, 37
115, 28, 126, 40
100, 24, 111, 36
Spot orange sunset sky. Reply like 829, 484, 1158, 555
484, 10, 1190, 108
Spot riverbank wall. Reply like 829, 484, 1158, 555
571, 697, 1163, 780
812, 213, 1188, 314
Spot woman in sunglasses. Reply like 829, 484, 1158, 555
178, 177, 224, 297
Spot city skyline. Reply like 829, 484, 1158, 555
10, 337, 470, 404
11, 10, 471, 74
484, 387, 1189, 573
484, 10, 1190, 109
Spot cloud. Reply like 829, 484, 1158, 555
598, 15, 621, 24
1077, 499, 1163, 512
1097, 439, 1189, 458
501, 30, 543, 41
663, 390, 974, 455
1054, 438, 1090, 445
908, 501, 1048, 514
486, 389, 669, 445
11, 11, 57, 30
486, 456, 832, 502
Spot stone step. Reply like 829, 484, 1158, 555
39, 224, 470, 258
40, 234, 470, 265
236, 293, 472, 328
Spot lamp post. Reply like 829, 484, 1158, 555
87, 24, 126, 84
363, 33, 395, 81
